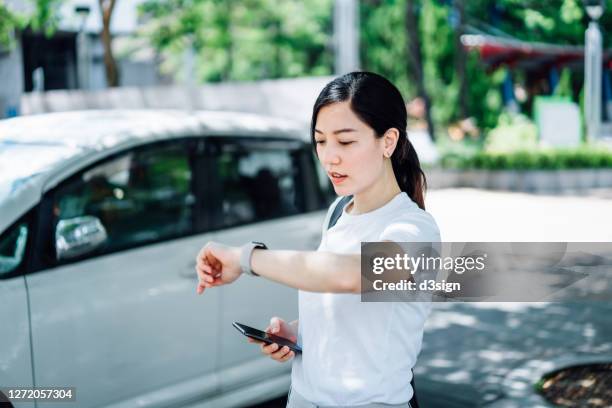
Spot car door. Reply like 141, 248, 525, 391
207, 137, 327, 395
26, 139, 221, 408
0, 214, 36, 408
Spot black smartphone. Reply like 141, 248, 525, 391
232, 322, 302, 353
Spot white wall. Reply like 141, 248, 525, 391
20, 76, 334, 127
58, 0, 145, 35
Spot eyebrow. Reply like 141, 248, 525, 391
314, 128, 357, 135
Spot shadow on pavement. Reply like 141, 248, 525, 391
417, 301, 612, 406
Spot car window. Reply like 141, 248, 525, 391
213, 140, 305, 228
0, 221, 28, 275
53, 142, 195, 257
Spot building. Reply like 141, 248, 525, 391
0, 0, 163, 118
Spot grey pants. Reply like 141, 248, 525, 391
286, 387, 412, 408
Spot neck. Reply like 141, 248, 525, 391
349, 163, 402, 215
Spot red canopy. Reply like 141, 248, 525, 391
461, 34, 612, 71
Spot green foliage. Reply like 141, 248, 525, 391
359, 0, 508, 133
0, 0, 63, 48
0, 2, 22, 48
359, 0, 411, 97
471, 0, 586, 45
484, 112, 539, 152
420, 0, 455, 125
2, 0, 610, 136
139, 0, 333, 83
553, 68, 573, 98
436, 135, 483, 169
466, 57, 506, 131
359, 0, 612, 135
534, 378, 545, 393
444, 147, 612, 170
448, 107, 612, 170
134, 0, 612, 137
29, 0, 63, 36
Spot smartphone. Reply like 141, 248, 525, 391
232, 322, 302, 353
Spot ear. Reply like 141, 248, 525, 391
382, 128, 400, 156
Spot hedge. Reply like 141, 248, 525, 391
440, 148, 612, 170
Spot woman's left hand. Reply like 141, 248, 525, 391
195, 242, 242, 294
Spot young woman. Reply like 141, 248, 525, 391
195, 71, 441, 408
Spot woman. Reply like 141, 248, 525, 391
196, 71, 441, 408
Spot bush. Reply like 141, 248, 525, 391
436, 136, 482, 169
443, 147, 612, 170
484, 113, 539, 153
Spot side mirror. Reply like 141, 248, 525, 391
56, 216, 108, 260
0, 224, 28, 274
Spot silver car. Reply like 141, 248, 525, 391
0, 110, 331, 408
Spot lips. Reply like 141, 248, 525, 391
328, 171, 348, 184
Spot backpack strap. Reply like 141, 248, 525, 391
327, 195, 353, 230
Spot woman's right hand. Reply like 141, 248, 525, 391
247, 317, 298, 363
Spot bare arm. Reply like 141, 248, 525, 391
195, 243, 361, 294
251, 249, 361, 293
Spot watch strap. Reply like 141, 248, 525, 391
240, 241, 267, 276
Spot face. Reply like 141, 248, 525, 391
314, 101, 388, 196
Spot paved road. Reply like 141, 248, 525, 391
419, 188, 612, 407
250, 188, 612, 408
426, 188, 612, 242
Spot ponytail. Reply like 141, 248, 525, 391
391, 135, 427, 210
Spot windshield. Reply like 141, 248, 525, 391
0, 141, 81, 205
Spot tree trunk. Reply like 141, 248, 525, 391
405, 0, 435, 141
220, 0, 232, 81
274, 19, 282, 78
454, 0, 468, 119
99, 0, 119, 87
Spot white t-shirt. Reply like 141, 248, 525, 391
290, 192, 441, 406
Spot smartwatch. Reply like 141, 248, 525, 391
240, 241, 268, 277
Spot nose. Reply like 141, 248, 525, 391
318, 142, 341, 167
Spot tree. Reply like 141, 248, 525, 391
138, 0, 612, 134
453, 0, 468, 119
0, 2, 20, 48
98, 0, 120, 87
138, 0, 333, 83
359, 0, 412, 100
406, 0, 435, 140
0, 0, 63, 48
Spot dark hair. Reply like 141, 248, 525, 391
311, 71, 427, 210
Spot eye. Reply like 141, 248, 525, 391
339, 141, 354, 146
315, 140, 326, 145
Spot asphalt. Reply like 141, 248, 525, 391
417, 188, 612, 407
